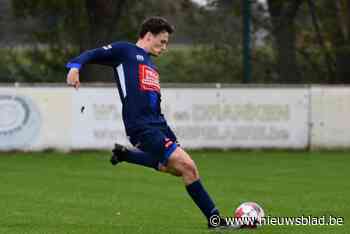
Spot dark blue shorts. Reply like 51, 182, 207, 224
128, 125, 178, 166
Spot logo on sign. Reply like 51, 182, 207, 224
0, 95, 41, 150
139, 64, 160, 92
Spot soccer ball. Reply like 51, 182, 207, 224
234, 202, 265, 228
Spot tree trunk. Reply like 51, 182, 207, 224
267, 0, 303, 83
334, 0, 350, 83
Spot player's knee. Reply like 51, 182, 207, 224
180, 159, 199, 181
167, 148, 199, 181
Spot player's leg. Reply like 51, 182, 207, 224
163, 147, 220, 225
163, 149, 240, 229
110, 143, 159, 170
111, 128, 179, 171
158, 164, 181, 176
111, 143, 182, 176
158, 125, 221, 221
161, 150, 239, 229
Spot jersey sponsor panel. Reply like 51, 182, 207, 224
139, 64, 160, 92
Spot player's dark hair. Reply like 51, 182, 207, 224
139, 16, 174, 38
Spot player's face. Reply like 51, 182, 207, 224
148, 31, 169, 56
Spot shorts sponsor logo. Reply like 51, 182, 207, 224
0, 95, 41, 150
139, 64, 160, 92
164, 138, 173, 148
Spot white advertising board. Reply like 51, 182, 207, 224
0, 86, 312, 151
311, 86, 350, 148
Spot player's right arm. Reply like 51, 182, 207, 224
65, 43, 124, 88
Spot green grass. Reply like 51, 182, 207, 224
0, 150, 349, 234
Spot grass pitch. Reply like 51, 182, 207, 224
0, 150, 349, 234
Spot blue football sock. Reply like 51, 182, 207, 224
123, 149, 159, 170
186, 179, 220, 220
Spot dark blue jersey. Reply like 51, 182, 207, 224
66, 42, 167, 136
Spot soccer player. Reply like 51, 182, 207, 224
66, 16, 236, 229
